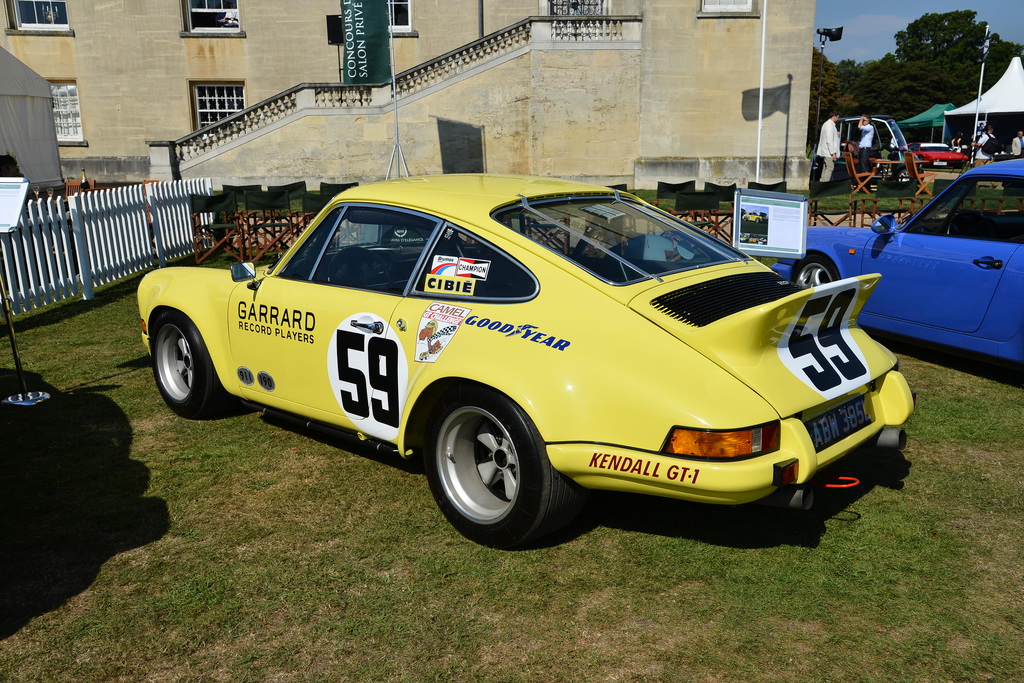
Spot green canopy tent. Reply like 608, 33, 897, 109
898, 103, 955, 141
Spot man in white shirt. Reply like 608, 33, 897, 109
1012, 131, 1023, 157
816, 111, 841, 182
857, 115, 876, 173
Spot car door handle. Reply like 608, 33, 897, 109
972, 257, 1003, 269
351, 320, 385, 334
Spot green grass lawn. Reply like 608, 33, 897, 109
1, 259, 1022, 682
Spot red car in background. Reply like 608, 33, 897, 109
907, 142, 969, 168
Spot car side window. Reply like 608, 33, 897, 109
909, 180, 1024, 242
309, 206, 439, 293
413, 224, 537, 301
278, 205, 438, 292
276, 206, 344, 280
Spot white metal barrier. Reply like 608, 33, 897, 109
0, 178, 210, 316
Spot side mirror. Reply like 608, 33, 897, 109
231, 261, 257, 282
871, 215, 898, 235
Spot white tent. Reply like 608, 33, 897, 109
944, 55, 1024, 141
0, 48, 62, 188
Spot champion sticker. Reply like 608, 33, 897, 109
430, 255, 491, 279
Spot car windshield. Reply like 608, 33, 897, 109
493, 196, 744, 284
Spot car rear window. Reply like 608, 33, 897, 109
494, 197, 744, 284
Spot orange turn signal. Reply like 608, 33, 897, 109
662, 422, 780, 459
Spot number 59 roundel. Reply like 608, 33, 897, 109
777, 278, 871, 401
327, 312, 409, 442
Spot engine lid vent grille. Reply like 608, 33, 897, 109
651, 272, 801, 327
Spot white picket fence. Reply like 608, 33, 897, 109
0, 178, 211, 316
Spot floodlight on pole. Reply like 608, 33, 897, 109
813, 26, 843, 147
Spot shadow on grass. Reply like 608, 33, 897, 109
258, 412, 424, 475
870, 333, 1024, 387
0, 273, 148, 336
0, 370, 169, 640
254, 408, 910, 551
548, 446, 911, 550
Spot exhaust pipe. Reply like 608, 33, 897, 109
872, 427, 907, 450
754, 485, 814, 510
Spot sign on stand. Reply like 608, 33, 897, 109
731, 188, 808, 259
0, 176, 50, 406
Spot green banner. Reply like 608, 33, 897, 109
341, 0, 392, 84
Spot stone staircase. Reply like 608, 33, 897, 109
166, 16, 641, 173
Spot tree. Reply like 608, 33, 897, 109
807, 48, 840, 145
851, 56, 955, 121
895, 10, 1024, 105
834, 59, 865, 100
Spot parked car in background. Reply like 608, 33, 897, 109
773, 159, 1024, 369
137, 174, 914, 548
906, 142, 970, 168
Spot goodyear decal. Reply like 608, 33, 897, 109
463, 315, 571, 351
417, 303, 471, 363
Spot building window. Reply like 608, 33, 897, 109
193, 83, 245, 129
701, 0, 754, 12
50, 82, 82, 142
188, 0, 240, 31
388, 0, 410, 31
14, 0, 69, 28
548, 0, 603, 15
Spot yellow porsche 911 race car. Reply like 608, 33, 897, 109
137, 174, 914, 548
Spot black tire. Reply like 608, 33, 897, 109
793, 254, 839, 289
424, 385, 588, 548
150, 310, 233, 419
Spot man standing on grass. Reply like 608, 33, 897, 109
817, 111, 840, 182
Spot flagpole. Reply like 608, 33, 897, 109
972, 24, 989, 157
386, 22, 410, 179
754, 0, 768, 182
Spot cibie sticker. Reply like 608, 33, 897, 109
416, 303, 471, 363
777, 279, 870, 400
327, 312, 408, 442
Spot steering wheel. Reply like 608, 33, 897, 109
948, 210, 997, 239
327, 247, 391, 288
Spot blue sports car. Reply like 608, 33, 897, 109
773, 160, 1024, 369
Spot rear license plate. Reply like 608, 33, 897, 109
805, 395, 872, 451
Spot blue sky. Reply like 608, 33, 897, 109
814, 1, 1024, 63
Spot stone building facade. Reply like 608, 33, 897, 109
1, 1, 814, 189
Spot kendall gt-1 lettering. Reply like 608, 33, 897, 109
463, 315, 571, 351
236, 301, 316, 344
417, 303, 471, 363
327, 312, 409, 442
778, 278, 870, 400
588, 452, 701, 484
